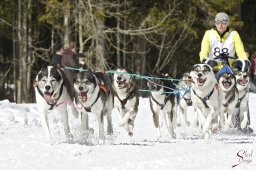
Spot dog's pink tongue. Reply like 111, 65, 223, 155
44, 92, 52, 102
198, 78, 204, 84
80, 92, 87, 102
241, 79, 248, 84
224, 82, 230, 88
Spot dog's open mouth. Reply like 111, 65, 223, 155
222, 81, 232, 89
238, 79, 248, 86
79, 91, 88, 102
117, 80, 126, 88
44, 91, 54, 103
197, 78, 206, 86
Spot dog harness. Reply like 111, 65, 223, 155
150, 95, 170, 110
182, 97, 192, 106
235, 93, 246, 108
113, 86, 137, 109
223, 89, 237, 107
179, 88, 192, 106
192, 88, 215, 108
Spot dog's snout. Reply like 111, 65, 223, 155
79, 86, 84, 91
197, 73, 203, 77
117, 77, 122, 81
45, 85, 51, 90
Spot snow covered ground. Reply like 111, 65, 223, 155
0, 93, 255, 170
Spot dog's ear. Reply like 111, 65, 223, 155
232, 59, 241, 70
202, 59, 218, 68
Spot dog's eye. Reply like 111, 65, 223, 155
194, 67, 200, 72
236, 71, 242, 76
84, 80, 90, 84
75, 81, 80, 85
41, 79, 46, 83
51, 79, 56, 83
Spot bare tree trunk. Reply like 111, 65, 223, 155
51, 27, 55, 53
78, 0, 83, 53
22, 0, 28, 103
26, 0, 32, 102
95, 0, 107, 69
17, 0, 23, 103
63, 0, 70, 49
12, 12, 17, 102
116, 0, 121, 67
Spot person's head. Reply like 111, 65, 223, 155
53, 43, 63, 54
68, 41, 76, 52
214, 12, 230, 34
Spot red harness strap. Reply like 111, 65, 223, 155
98, 84, 108, 93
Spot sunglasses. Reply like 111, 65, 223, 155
215, 21, 229, 25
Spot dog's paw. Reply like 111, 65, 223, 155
98, 139, 105, 145
66, 133, 73, 143
170, 132, 176, 139
211, 123, 219, 133
204, 132, 210, 140
185, 121, 190, 127
119, 122, 125, 127
88, 128, 94, 134
240, 120, 247, 129
223, 125, 229, 132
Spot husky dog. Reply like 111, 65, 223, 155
73, 71, 113, 144
176, 72, 192, 127
147, 73, 176, 138
190, 64, 219, 140
218, 72, 238, 131
34, 65, 74, 143
112, 68, 139, 138
232, 59, 252, 132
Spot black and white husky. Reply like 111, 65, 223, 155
147, 73, 176, 139
190, 64, 220, 140
218, 72, 238, 131
232, 59, 252, 132
112, 68, 139, 138
73, 71, 113, 145
34, 65, 75, 143
176, 72, 192, 127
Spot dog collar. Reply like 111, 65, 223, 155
84, 90, 101, 112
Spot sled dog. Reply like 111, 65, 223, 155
176, 72, 192, 127
232, 59, 252, 132
73, 71, 113, 144
190, 64, 220, 140
218, 72, 238, 131
112, 68, 139, 138
147, 73, 176, 138
34, 65, 74, 143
